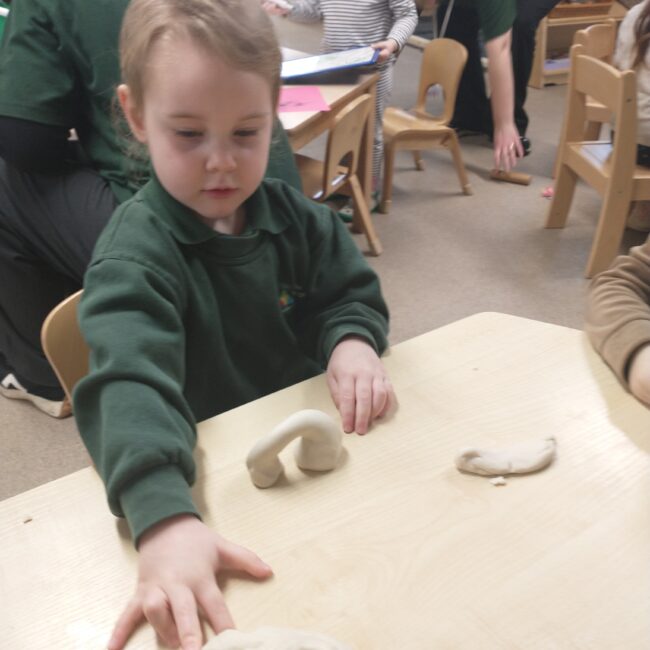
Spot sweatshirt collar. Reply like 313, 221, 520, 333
137, 172, 291, 245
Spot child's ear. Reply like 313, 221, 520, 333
117, 84, 147, 143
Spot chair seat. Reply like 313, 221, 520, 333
566, 141, 650, 186
383, 107, 448, 139
295, 153, 349, 200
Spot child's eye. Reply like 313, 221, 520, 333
175, 129, 202, 139
234, 129, 258, 138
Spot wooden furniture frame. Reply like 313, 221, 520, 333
40, 289, 87, 404
3, 312, 650, 647
545, 44, 650, 277
553, 19, 617, 177
279, 73, 378, 208
295, 94, 382, 256
529, 0, 626, 89
380, 37, 472, 214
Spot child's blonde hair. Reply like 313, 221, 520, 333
119, 0, 282, 110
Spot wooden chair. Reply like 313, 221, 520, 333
380, 37, 472, 214
295, 93, 382, 256
41, 289, 88, 404
553, 19, 617, 177
545, 43, 650, 278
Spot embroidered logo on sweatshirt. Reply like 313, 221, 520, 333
279, 288, 295, 310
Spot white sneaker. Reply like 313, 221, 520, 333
0, 372, 71, 418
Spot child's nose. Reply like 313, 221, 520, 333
206, 145, 236, 172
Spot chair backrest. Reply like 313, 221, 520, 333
413, 37, 468, 123
41, 289, 88, 403
573, 19, 617, 62
320, 93, 372, 195
564, 43, 636, 181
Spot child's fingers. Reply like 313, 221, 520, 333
217, 538, 274, 580
326, 373, 340, 410
108, 598, 145, 650
168, 587, 203, 650
354, 375, 372, 434
142, 587, 179, 646
371, 375, 389, 420
197, 583, 235, 635
336, 375, 357, 433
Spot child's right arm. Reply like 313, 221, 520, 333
586, 236, 650, 404
261, 0, 322, 23
108, 515, 272, 650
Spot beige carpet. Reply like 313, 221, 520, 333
1, 18, 645, 501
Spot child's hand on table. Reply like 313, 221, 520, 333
371, 38, 399, 64
108, 514, 273, 650
327, 335, 394, 435
628, 344, 650, 405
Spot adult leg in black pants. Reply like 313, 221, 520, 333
0, 157, 117, 416
510, 0, 561, 139
436, 2, 492, 135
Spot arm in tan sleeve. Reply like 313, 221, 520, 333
586, 236, 650, 387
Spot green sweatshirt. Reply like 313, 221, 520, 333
0, 0, 301, 201
74, 175, 389, 544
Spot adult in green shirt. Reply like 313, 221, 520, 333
432, 0, 523, 169
0, 0, 302, 418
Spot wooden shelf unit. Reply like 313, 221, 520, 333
529, 1, 626, 89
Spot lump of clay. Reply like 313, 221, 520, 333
455, 436, 556, 477
203, 626, 353, 649
246, 409, 343, 488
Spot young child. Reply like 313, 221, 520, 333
586, 239, 650, 407
73, 0, 394, 648
263, 0, 418, 198
613, 0, 650, 230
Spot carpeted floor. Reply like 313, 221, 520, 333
1, 18, 645, 501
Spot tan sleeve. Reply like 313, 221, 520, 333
586, 235, 650, 387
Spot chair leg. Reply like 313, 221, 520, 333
412, 150, 424, 171
584, 189, 631, 278
349, 174, 382, 256
545, 162, 578, 229
446, 132, 472, 195
380, 142, 396, 214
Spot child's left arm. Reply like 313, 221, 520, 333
291, 198, 392, 434
371, 0, 417, 61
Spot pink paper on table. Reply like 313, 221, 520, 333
278, 86, 330, 113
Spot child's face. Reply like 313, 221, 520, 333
120, 35, 275, 234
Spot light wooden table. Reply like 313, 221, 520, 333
279, 73, 378, 204
2, 313, 650, 648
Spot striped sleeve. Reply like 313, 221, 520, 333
288, 0, 322, 23
308, 0, 417, 53
387, 0, 418, 51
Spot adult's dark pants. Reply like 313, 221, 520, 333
437, 0, 560, 136
0, 157, 117, 393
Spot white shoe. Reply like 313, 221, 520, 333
0, 372, 71, 418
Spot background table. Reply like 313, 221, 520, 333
2, 313, 649, 648
279, 74, 378, 204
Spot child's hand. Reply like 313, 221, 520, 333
629, 344, 650, 405
261, 0, 291, 17
108, 514, 273, 650
370, 39, 399, 64
326, 335, 394, 434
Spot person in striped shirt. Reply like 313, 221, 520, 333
264, 0, 418, 201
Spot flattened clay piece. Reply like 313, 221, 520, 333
455, 436, 556, 477
246, 409, 343, 488
203, 626, 353, 649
